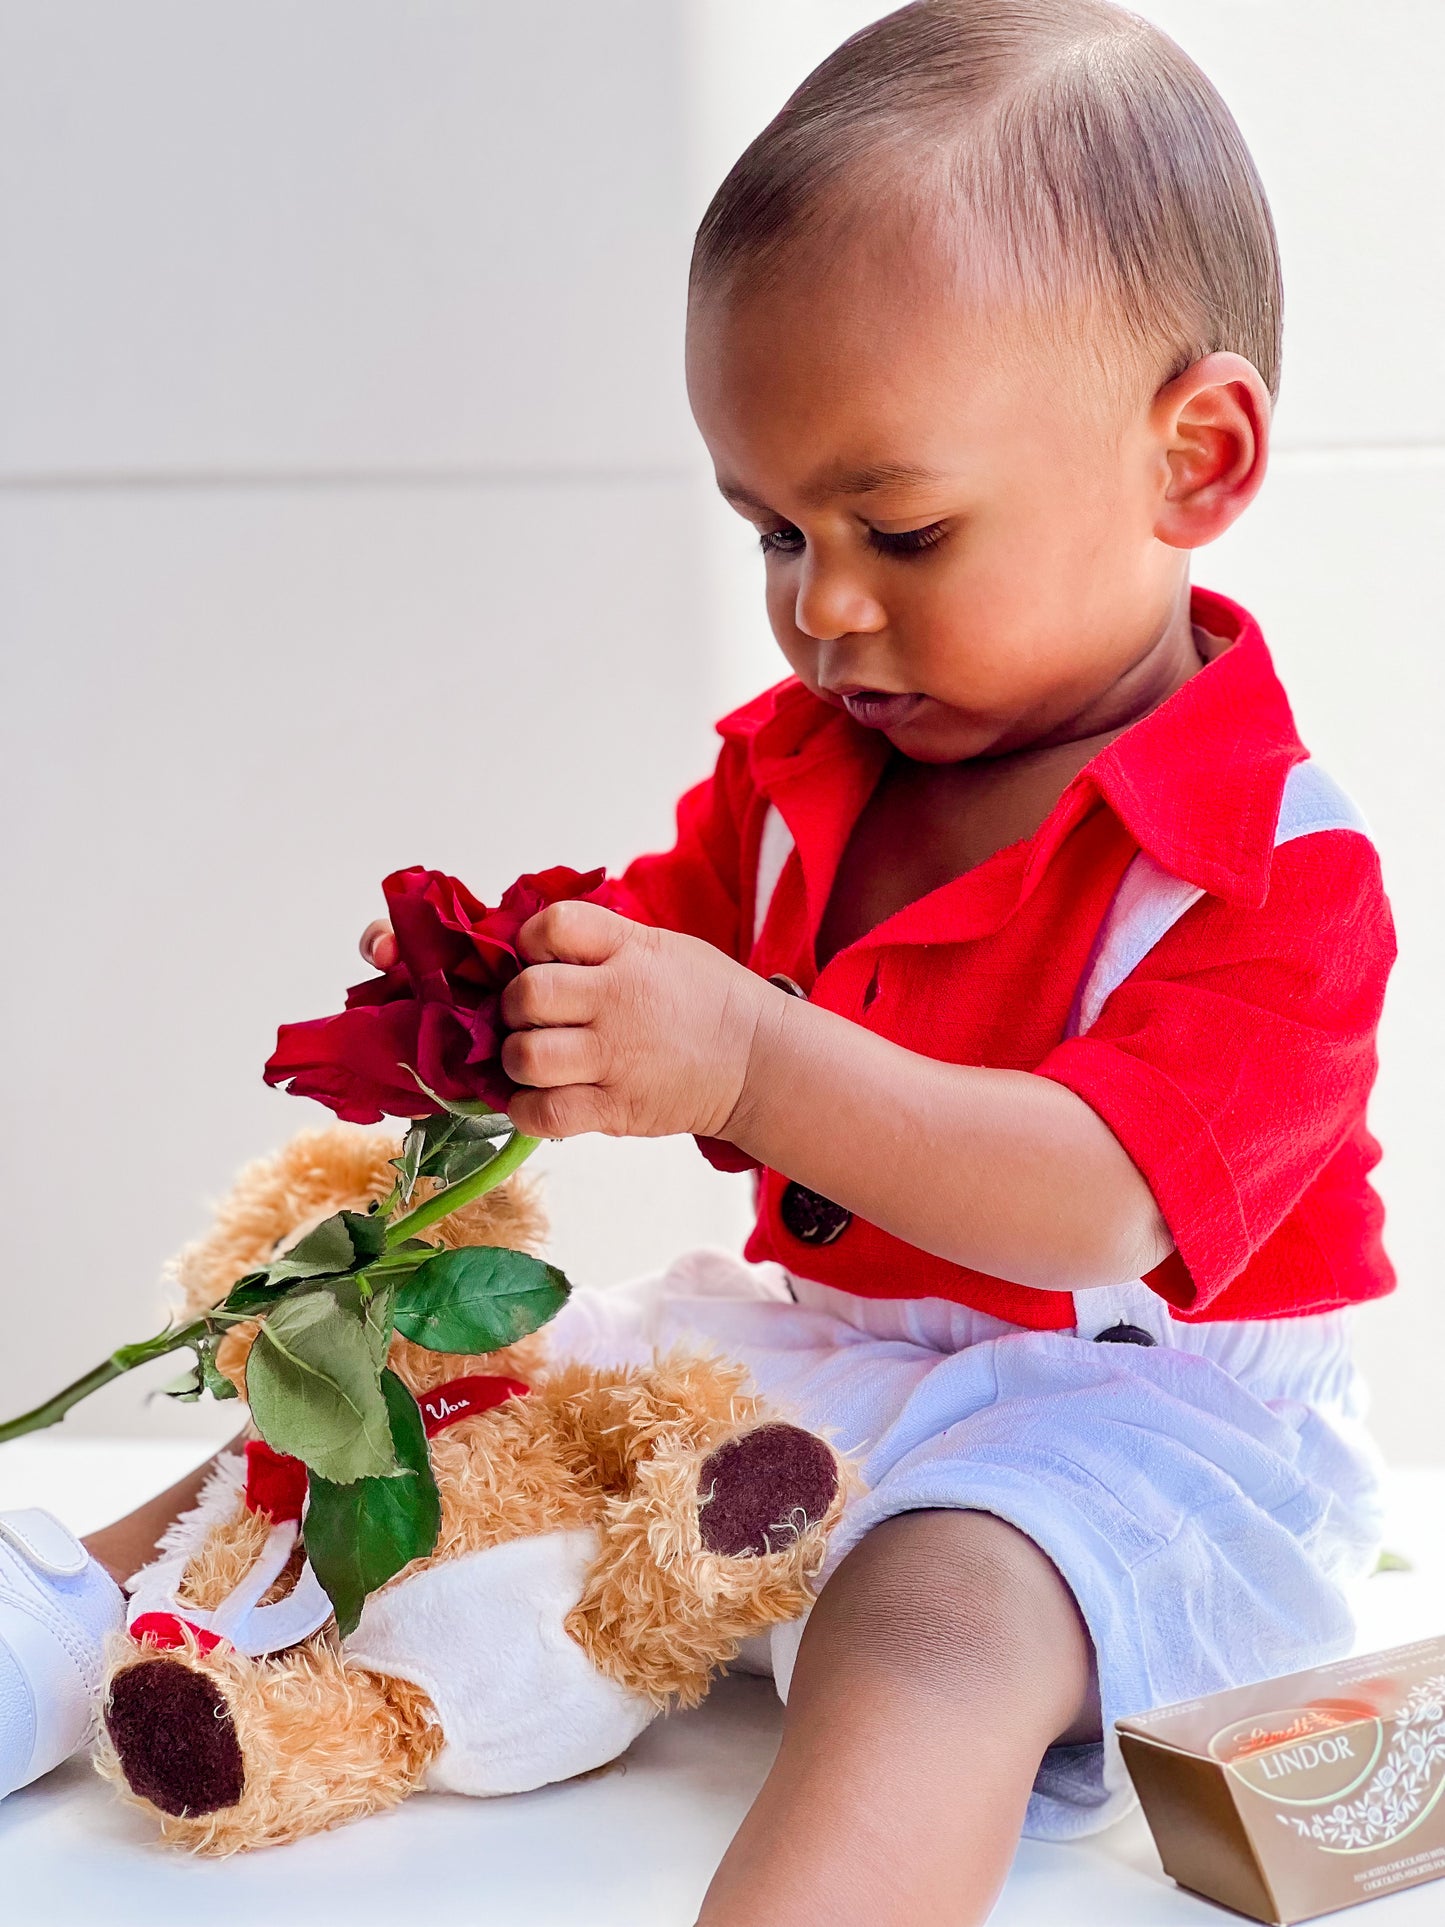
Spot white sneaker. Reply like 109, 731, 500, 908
0, 1509, 124, 1799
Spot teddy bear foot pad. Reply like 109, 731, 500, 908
697, 1423, 840, 1557
105, 1657, 246, 1817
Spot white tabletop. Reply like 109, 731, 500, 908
4, 1440, 1445, 1926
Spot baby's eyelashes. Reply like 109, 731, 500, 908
757, 520, 949, 561
759, 523, 806, 556
867, 521, 947, 558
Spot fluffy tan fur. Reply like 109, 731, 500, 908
96, 1631, 443, 1855
176, 1505, 273, 1614
568, 1411, 851, 1708
101, 1127, 846, 1854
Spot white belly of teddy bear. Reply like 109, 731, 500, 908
343, 1527, 656, 1797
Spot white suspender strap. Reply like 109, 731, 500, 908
753, 804, 796, 946
1068, 759, 1368, 1046
1068, 858, 1205, 1042
1069, 758, 1368, 1340
1273, 758, 1369, 845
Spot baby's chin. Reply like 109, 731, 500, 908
878, 704, 1009, 765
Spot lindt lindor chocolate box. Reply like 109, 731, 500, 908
1118, 1636, 1445, 1923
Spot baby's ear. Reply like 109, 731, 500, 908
1150, 351, 1271, 551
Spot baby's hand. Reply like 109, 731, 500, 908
499, 904, 772, 1141
359, 921, 398, 971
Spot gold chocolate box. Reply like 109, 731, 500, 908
1118, 1636, 1445, 1923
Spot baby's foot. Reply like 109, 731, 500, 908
0, 1509, 125, 1799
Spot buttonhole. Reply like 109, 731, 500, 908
862, 965, 882, 1012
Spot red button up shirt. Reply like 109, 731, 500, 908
606, 589, 1396, 1328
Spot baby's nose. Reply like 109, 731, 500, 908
793, 559, 886, 643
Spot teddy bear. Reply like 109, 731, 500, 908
94, 1126, 846, 1854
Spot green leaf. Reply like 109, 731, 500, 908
216, 1273, 293, 1316
401, 1066, 507, 1120
425, 1135, 501, 1189
246, 1284, 398, 1483
360, 1238, 436, 1280
392, 1119, 435, 1207
217, 1269, 349, 1318
158, 1358, 204, 1403
198, 1343, 240, 1402
215, 1210, 391, 1318
303, 1369, 441, 1637
422, 1112, 512, 1153
359, 1280, 396, 1373
389, 1112, 510, 1213
422, 1117, 510, 1188
267, 1209, 388, 1284
392, 1246, 570, 1354
1375, 1548, 1414, 1575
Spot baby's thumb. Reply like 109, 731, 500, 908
360, 919, 397, 970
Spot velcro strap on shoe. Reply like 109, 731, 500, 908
0, 1509, 90, 1578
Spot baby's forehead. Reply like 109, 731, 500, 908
688, 208, 1148, 430
688, 287, 1140, 520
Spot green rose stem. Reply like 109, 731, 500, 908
384, 1128, 540, 1245
0, 1318, 216, 1446
0, 1127, 542, 1446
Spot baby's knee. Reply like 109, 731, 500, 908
800, 1509, 1094, 1732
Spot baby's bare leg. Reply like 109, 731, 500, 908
698, 1510, 1098, 1927
83, 1441, 244, 1585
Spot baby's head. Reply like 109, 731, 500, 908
686, 0, 1278, 762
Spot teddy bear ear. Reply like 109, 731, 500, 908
168, 1126, 406, 1319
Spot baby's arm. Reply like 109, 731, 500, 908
495, 903, 1169, 1295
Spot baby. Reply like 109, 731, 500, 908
0, 4, 1396, 1923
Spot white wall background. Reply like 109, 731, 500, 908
1, 3, 1441, 1456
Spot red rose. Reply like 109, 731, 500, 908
264, 864, 607, 1124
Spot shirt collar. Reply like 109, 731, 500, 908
1081, 589, 1307, 907
719, 588, 1306, 915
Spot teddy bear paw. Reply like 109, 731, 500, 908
696, 1422, 840, 1557
104, 1656, 246, 1817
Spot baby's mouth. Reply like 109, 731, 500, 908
838, 689, 925, 730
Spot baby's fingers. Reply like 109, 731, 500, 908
507, 1084, 613, 1141
500, 962, 601, 1032
517, 899, 634, 966
360, 919, 398, 970
501, 1024, 607, 1091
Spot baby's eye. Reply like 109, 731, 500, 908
758, 524, 805, 556
868, 522, 948, 558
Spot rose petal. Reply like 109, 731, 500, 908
265, 1003, 433, 1121
264, 863, 605, 1122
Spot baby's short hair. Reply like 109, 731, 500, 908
692, 0, 1281, 399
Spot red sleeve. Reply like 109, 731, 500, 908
1036, 833, 1396, 1312
598, 737, 759, 961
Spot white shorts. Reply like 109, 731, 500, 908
547, 1250, 1385, 1840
